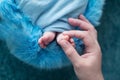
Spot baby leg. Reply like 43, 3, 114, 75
38, 32, 56, 48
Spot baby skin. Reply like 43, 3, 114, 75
38, 32, 75, 48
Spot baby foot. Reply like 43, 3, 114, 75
38, 32, 56, 48
57, 33, 75, 47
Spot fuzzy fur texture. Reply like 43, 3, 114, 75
0, 0, 104, 69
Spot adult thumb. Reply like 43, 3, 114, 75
58, 39, 82, 65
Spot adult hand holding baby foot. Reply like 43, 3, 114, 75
57, 15, 104, 80
57, 33, 75, 47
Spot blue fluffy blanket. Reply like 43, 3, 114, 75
0, 0, 104, 69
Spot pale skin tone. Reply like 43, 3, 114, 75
38, 31, 74, 48
57, 15, 104, 80
38, 31, 56, 48
38, 25, 74, 48
38, 14, 104, 80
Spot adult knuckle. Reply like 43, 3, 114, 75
65, 48, 73, 57
74, 62, 81, 69
79, 21, 84, 27
84, 32, 89, 37
89, 25, 95, 31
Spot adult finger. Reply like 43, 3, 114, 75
68, 18, 94, 31
79, 15, 90, 23
63, 30, 87, 40
58, 39, 82, 65
63, 31, 97, 52
68, 17, 97, 39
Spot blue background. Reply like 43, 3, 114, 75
0, 0, 120, 80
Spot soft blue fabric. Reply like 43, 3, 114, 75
0, 0, 104, 69
15, 0, 88, 32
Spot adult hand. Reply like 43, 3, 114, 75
57, 15, 104, 80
